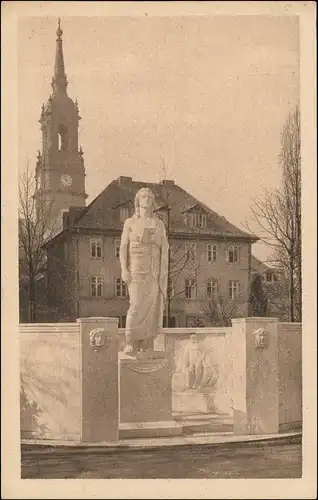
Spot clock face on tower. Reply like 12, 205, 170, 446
60, 174, 72, 187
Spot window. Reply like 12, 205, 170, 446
207, 279, 218, 297
58, 124, 68, 151
163, 316, 176, 327
186, 316, 204, 327
229, 280, 240, 299
227, 245, 239, 263
197, 213, 207, 228
115, 277, 127, 298
207, 243, 217, 263
114, 239, 121, 258
185, 278, 196, 299
120, 207, 129, 222
186, 213, 196, 228
90, 238, 102, 258
117, 316, 126, 328
186, 211, 207, 228
265, 271, 277, 283
91, 276, 103, 297
185, 242, 196, 259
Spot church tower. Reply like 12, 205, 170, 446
34, 19, 87, 230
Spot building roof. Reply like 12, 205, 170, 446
45, 176, 258, 246
251, 255, 284, 275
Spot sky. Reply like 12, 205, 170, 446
18, 15, 300, 262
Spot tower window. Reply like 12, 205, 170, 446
58, 124, 68, 151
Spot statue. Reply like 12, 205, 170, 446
119, 187, 169, 354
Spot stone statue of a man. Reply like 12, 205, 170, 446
119, 187, 169, 354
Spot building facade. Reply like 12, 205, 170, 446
251, 255, 289, 321
44, 177, 258, 326
29, 20, 260, 326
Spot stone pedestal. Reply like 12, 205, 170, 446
119, 352, 172, 423
231, 317, 279, 435
78, 317, 119, 442
119, 351, 183, 437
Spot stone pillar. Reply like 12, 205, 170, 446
77, 317, 119, 442
231, 317, 279, 435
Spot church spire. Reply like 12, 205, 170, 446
51, 18, 68, 94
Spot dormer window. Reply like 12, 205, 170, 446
184, 207, 207, 228
197, 213, 207, 228
187, 213, 196, 228
120, 207, 129, 222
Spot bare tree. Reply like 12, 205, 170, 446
249, 273, 269, 317
245, 106, 301, 321
201, 293, 243, 327
19, 160, 58, 322
158, 159, 202, 326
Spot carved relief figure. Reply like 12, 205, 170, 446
172, 334, 218, 392
119, 188, 169, 354
183, 334, 206, 389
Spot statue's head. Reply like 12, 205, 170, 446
134, 188, 155, 217
89, 328, 109, 351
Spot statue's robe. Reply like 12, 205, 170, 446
120, 215, 169, 342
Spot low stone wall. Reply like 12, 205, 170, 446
278, 322, 302, 431
20, 318, 119, 443
20, 318, 302, 442
20, 323, 81, 441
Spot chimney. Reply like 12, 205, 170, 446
118, 176, 132, 186
160, 179, 175, 187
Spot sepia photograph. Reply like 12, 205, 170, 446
1, 1, 316, 498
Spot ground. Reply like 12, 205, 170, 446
21, 435, 301, 479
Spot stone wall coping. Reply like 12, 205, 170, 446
20, 323, 79, 334
117, 327, 231, 336
20, 323, 78, 328
278, 322, 302, 327
231, 317, 279, 324
77, 317, 119, 324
